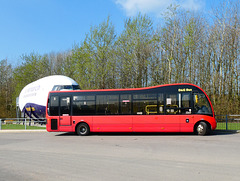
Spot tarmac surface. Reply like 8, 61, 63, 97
0, 130, 240, 181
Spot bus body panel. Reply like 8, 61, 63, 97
132, 115, 162, 132
92, 116, 132, 132
59, 115, 72, 126
179, 115, 194, 132
59, 125, 74, 132
47, 114, 216, 133
132, 115, 180, 132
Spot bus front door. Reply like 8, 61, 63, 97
179, 92, 194, 132
59, 96, 72, 126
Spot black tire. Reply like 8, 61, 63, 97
76, 123, 90, 136
196, 122, 208, 136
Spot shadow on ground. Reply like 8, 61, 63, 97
211, 130, 238, 135
55, 130, 238, 137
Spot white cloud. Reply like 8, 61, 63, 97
181, 0, 205, 11
115, 0, 205, 17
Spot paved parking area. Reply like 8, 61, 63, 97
0, 130, 240, 181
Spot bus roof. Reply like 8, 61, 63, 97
49, 83, 204, 94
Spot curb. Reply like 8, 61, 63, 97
0, 129, 47, 133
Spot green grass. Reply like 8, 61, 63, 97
216, 122, 240, 130
1, 124, 46, 130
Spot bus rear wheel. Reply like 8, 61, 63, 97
196, 122, 208, 136
76, 123, 90, 136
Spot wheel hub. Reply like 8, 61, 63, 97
80, 127, 86, 133
197, 124, 204, 133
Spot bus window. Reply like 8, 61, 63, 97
133, 93, 157, 115
158, 93, 164, 114
193, 93, 212, 115
49, 96, 59, 116
72, 95, 95, 115
166, 94, 179, 114
60, 97, 71, 115
96, 95, 119, 115
133, 94, 157, 100
120, 94, 131, 114
180, 93, 191, 114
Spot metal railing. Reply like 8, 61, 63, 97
0, 118, 46, 130
215, 115, 240, 130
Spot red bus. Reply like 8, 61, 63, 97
46, 83, 216, 136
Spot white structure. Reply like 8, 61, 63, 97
18, 75, 80, 118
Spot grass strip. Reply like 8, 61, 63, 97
1, 124, 46, 130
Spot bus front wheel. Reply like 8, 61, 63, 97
76, 123, 90, 136
196, 122, 208, 136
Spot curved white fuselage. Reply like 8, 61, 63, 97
19, 75, 80, 118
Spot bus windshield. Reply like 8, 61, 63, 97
193, 93, 212, 115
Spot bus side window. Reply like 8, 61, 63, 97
96, 95, 119, 115
158, 93, 164, 114
166, 94, 178, 114
181, 93, 191, 114
49, 96, 59, 116
72, 95, 95, 115
120, 94, 131, 114
133, 94, 157, 115
60, 97, 71, 115
107, 95, 119, 115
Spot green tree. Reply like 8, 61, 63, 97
13, 52, 52, 100
116, 13, 155, 88
0, 59, 14, 117
72, 17, 116, 89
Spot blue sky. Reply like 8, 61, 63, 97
0, 0, 220, 65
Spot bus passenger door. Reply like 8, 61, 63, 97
179, 92, 194, 132
59, 96, 72, 126
164, 93, 180, 132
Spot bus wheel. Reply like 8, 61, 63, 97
196, 122, 208, 136
76, 123, 90, 136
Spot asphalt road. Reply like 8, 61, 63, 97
0, 130, 240, 181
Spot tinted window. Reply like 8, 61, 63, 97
72, 95, 95, 115
96, 95, 119, 115
133, 93, 157, 115
133, 94, 157, 100
180, 93, 192, 114
133, 100, 157, 115
165, 93, 192, 114
158, 93, 164, 114
182, 93, 190, 107
120, 94, 132, 114
166, 94, 179, 114
49, 96, 59, 116
60, 96, 71, 115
